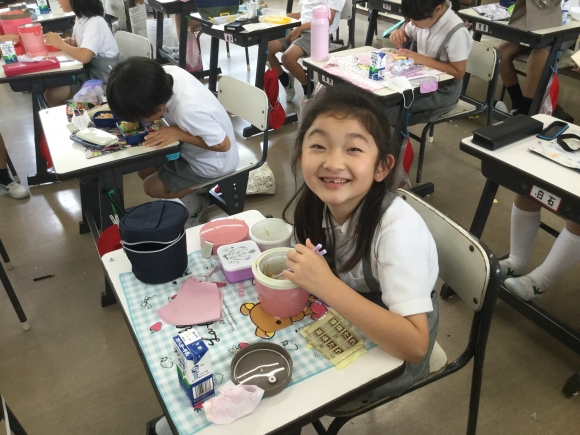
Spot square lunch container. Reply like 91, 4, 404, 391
92, 111, 121, 128
217, 240, 261, 283
117, 122, 147, 145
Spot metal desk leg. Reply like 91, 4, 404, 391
156, 10, 164, 62
529, 35, 562, 116
178, 8, 188, 70
0, 239, 30, 331
27, 85, 58, 186
79, 174, 101, 235
365, 8, 378, 47
208, 36, 220, 93
469, 179, 499, 239
0, 400, 29, 435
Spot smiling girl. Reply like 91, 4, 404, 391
43, 0, 121, 106
386, 0, 472, 125
282, 88, 439, 411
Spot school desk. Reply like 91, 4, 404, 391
458, 8, 580, 117
303, 45, 455, 196
102, 210, 405, 435
0, 3, 76, 33
188, 14, 300, 138
460, 113, 580, 397
0, 52, 83, 186
39, 105, 180, 306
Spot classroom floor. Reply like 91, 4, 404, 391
1, 3, 580, 434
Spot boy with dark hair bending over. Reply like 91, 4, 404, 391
106, 58, 239, 226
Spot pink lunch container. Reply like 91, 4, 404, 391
251, 247, 310, 318
199, 218, 249, 255
18, 23, 47, 57
217, 240, 261, 283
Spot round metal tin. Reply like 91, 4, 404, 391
230, 343, 293, 397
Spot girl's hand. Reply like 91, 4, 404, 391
143, 126, 181, 149
283, 239, 337, 298
398, 49, 428, 65
45, 32, 64, 50
0, 34, 20, 44
286, 26, 303, 42
390, 28, 407, 49
64, 37, 76, 47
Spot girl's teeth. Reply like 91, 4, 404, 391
322, 178, 347, 183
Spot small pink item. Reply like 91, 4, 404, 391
157, 279, 223, 326
420, 80, 439, 94
199, 218, 249, 255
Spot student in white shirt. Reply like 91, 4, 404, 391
282, 87, 439, 412
106, 58, 238, 226
388, 0, 472, 125
267, 0, 346, 102
44, 0, 121, 106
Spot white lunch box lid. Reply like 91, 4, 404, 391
217, 240, 261, 272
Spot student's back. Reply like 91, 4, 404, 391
161, 66, 239, 177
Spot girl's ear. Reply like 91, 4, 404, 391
374, 155, 395, 182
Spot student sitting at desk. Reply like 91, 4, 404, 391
106, 58, 239, 226
282, 88, 439, 412
0, 133, 29, 200
43, 0, 122, 107
387, 0, 473, 125
267, 0, 346, 102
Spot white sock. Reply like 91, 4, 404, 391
506, 204, 541, 274
528, 227, 580, 289
155, 417, 172, 435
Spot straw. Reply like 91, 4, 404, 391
272, 243, 326, 279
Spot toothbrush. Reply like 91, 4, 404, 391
273, 243, 327, 279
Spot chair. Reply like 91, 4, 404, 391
0, 237, 30, 331
311, 188, 502, 435
6, 151, 19, 183
114, 30, 153, 59
412, 41, 500, 184
330, 0, 356, 53
0, 395, 28, 435
191, 75, 270, 215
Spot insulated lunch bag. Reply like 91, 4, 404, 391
120, 200, 188, 284
196, 0, 239, 20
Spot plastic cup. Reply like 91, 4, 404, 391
249, 218, 293, 251
252, 248, 309, 318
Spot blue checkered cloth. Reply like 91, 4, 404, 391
121, 251, 374, 434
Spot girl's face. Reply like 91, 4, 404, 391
410, 4, 446, 29
300, 115, 391, 224
58, 0, 72, 13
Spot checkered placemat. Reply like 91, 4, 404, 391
121, 250, 374, 435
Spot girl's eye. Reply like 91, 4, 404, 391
348, 147, 362, 153
310, 144, 325, 150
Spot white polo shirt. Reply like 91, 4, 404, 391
299, 0, 346, 34
404, 0, 472, 63
324, 196, 438, 317
162, 66, 239, 178
72, 16, 119, 58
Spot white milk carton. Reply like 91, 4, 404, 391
369, 51, 387, 81
174, 330, 215, 406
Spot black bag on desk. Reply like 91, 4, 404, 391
472, 115, 544, 150
120, 200, 188, 284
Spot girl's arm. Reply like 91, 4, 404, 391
45, 32, 93, 63
143, 125, 231, 152
399, 49, 467, 80
285, 240, 430, 363
0, 34, 20, 44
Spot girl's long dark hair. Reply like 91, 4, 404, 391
282, 87, 400, 274
70, 0, 104, 18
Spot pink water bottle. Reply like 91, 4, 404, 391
311, 5, 330, 62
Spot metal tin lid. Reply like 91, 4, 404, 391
230, 343, 293, 397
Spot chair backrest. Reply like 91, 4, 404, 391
396, 189, 490, 311
114, 30, 152, 59
341, 0, 353, 20
466, 40, 498, 83
218, 76, 269, 132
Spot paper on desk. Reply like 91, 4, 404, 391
529, 139, 580, 169
472, 4, 511, 21
157, 279, 223, 325
243, 22, 273, 32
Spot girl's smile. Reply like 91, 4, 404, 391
300, 115, 391, 224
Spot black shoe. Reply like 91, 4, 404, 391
553, 105, 574, 123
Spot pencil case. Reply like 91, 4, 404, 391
471, 115, 544, 150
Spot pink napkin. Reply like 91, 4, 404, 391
157, 279, 223, 326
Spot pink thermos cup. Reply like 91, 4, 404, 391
310, 5, 330, 62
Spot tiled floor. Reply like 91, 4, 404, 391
1, 3, 579, 434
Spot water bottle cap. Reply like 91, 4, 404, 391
312, 5, 330, 19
